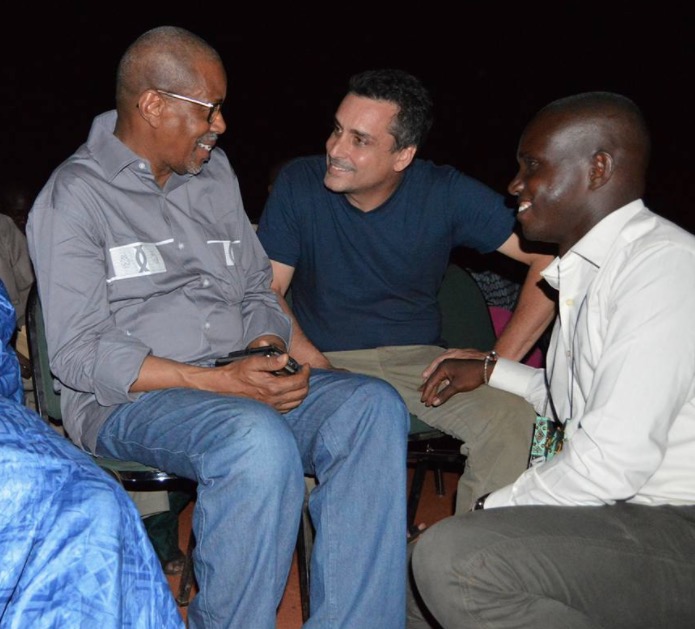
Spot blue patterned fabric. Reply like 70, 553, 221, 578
0, 282, 183, 628
0, 281, 22, 405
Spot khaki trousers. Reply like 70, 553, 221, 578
326, 345, 536, 512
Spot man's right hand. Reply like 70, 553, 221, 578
421, 348, 488, 380
419, 358, 486, 408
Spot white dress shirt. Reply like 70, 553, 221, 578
487, 200, 695, 507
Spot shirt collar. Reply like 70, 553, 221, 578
86, 110, 148, 182
541, 200, 645, 290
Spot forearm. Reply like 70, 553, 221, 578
131, 352, 311, 414
130, 355, 216, 392
274, 292, 332, 368
494, 259, 555, 360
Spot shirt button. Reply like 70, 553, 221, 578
565, 298, 574, 306
138, 162, 146, 170
203, 278, 210, 287
178, 242, 185, 250
204, 322, 210, 330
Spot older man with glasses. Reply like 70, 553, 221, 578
27, 25, 410, 629
152, 89, 224, 124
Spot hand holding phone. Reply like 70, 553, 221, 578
214, 345, 301, 376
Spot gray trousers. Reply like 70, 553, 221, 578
325, 345, 536, 512
409, 502, 695, 628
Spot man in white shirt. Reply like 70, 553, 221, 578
409, 91, 695, 628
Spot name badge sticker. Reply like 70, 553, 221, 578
107, 239, 172, 282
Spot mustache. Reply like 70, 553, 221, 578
327, 157, 353, 171
200, 132, 218, 144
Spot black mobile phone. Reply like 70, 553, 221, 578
214, 345, 301, 376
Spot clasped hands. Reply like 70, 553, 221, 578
215, 335, 310, 413
419, 348, 489, 408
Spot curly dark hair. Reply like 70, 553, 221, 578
348, 69, 434, 151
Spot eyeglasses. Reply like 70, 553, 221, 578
156, 89, 223, 124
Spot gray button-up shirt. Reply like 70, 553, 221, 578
27, 111, 291, 452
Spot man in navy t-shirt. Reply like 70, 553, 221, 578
257, 68, 555, 513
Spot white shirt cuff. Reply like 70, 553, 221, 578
488, 356, 535, 398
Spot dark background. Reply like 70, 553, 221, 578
2, 5, 693, 230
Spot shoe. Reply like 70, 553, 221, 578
162, 549, 186, 575
407, 522, 428, 544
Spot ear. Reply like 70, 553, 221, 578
588, 151, 613, 190
393, 145, 417, 173
136, 89, 164, 128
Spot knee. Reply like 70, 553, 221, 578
411, 523, 453, 620
412, 518, 479, 623
412, 519, 455, 584
488, 388, 535, 422
413, 514, 529, 625
203, 405, 304, 488
467, 388, 536, 450
354, 376, 410, 438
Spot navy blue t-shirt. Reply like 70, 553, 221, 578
257, 155, 515, 351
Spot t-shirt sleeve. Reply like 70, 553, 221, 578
449, 171, 516, 253
256, 163, 302, 267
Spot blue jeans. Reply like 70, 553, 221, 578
97, 369, 409, 629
